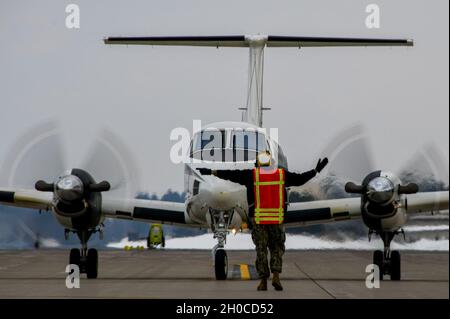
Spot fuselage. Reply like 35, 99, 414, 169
183, 121, 287, 230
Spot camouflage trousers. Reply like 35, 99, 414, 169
251, 222, 286, 279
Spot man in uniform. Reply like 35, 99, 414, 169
199, 151, 328, 291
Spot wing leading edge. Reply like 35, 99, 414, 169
0, 188, 190, 227
284, 191, 449, 228
2, 188, 447, 228
0, 189, 52, 211
285, 197, 362, 228
406, 191, 449, 214
102, 198, 191, 227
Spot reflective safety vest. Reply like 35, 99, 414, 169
253, 168, 285, 225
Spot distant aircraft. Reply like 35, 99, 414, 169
1, 35, 447, 281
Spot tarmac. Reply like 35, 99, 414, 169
0, 249, 447, 299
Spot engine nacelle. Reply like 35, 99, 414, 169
35, 169, 110, 230
345, 170, 418, 232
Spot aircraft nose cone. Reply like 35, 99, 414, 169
205, 184, 231, 208
201, 177, 243, 210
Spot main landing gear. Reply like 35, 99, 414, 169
372, 231, 402, 281
67, 229, 99, 279
210, 209, 234, 280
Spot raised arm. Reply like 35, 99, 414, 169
285, 158, 328, 187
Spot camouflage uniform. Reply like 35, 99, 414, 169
251, 221, 286, 279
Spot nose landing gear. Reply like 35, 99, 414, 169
372, 231, 401, 281
210, 208, 234, 280
68, 230, 99, 279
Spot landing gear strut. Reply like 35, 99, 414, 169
372, 231, 401, 281
210, 209, 234, 280
69, 230, 98, 279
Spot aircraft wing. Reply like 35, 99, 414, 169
102, 198, 190, 227
284, 197, 362, 228
0, 188, 190, 227
406, 191, 449, 214
2, 187, 447, 228
284, 191, 449, 228
0, 189, 52, 211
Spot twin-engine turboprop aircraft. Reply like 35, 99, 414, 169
0, 35, 448, 280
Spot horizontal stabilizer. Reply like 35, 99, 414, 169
266, 35, 413, 47
104, 35, 413, 48
104, 35, 247, 47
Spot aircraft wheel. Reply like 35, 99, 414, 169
86, 248, 98, 279
69, 248, 81, 267
373, 250, 384, 281
390, 251, 401, 281
215, 249, 228, 280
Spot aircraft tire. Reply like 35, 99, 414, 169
373, 250, 384, 281
390, 251, 401, 281
69, 248, 81, 267
215, 249, 228, 280
86, 248, 98, 279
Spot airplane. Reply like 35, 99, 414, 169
0, 35, 448, 281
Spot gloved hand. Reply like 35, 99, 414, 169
197, 168, 212, 175
315, 158, 328, 173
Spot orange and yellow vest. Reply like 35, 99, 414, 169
253, 168, 285, 225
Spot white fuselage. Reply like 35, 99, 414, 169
182, 121, 287, 231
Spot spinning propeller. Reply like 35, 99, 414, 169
0, 120, 141, 206
320, 124, 448, 203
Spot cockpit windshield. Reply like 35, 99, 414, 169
190, 128, 269, 162
231, 130, 267, 152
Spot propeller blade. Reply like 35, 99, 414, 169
320, 124, 375, 183
0, 120, 66, 188
398, 143, 449, 190
79, 129, 141, 199
17, 220, 38, 241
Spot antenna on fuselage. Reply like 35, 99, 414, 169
103, 35, 413, 127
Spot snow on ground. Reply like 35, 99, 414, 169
0, 237, 61, 249
402, 225, 449, 232
107, 233, 449, 251
40, 238, 61, 248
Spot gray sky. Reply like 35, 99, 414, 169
0, 0, 448, 195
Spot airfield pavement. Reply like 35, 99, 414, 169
0, 249, 447, 299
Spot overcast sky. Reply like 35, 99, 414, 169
0, 0, 448, 195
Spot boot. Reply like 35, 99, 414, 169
272, 272, 283, 291
257, 278, 267, 291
